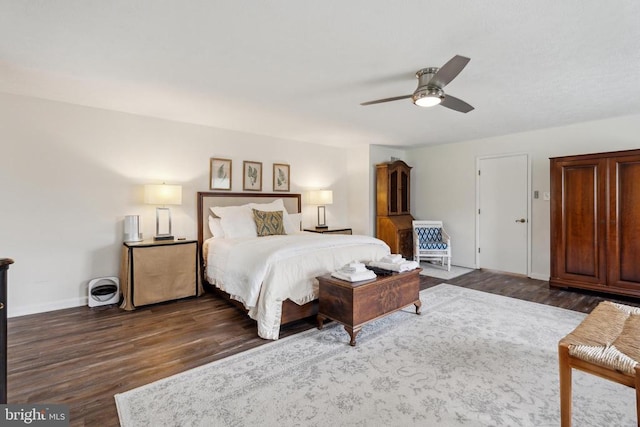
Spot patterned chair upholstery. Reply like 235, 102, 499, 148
412, 220, 451, 271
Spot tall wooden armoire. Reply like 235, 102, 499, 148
550, 149, 640, 298
376, 160, 414, 260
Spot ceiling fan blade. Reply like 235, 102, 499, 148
428, 55, 470, 88
440, 94, 474, 113
360, 94, 412, 106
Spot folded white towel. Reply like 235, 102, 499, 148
368, 260, 419, 273
380, 254, 404, 264
340, 261, 368, 273
331, 269, 376, 282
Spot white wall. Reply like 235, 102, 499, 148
407, 113, 640, 278
5, 91, 639, 315
0, 92, 353, 317
345, 145, 371, 235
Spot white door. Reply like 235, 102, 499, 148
477, 154, 529, 275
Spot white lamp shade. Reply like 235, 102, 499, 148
144, 184, 182, 205
308, 190, 333, 205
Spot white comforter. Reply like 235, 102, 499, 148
204, 232, 390, 339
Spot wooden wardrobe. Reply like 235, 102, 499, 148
550, 149, 640, 297
376, 160, 414, 260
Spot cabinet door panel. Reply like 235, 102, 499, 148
551, 159, 606, 285
400, 169, 410, 214
564, 166, 597, 276
398, 228, 413, 260
389, 170, 398, 214
608, 155, 640, 288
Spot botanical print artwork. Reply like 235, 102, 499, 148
210, 158, 232, 190
243, 161, 262, 191
273, 163, 290, 192
247, 166, 258, 185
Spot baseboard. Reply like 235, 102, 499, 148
8, 296, 88, 318
424, 264, 547, 281
445, 263, 477, 270
528, 272, 549, 281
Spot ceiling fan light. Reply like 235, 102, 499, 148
414, 95, 441, 107
413, 88, 443, 107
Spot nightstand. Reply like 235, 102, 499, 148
304, 228, 353, 235
120, 239, 200, 310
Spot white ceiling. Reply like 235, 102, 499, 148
2, 1, 640, 148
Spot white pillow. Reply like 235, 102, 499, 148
248, 199, 286, 213
208, 216, 226, 238
248, 199, 299, 234
286, 213, 302, 233
210, 204, 257, 238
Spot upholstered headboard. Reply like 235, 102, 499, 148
196, 192, 302, 249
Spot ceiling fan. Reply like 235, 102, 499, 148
361, 55, 474, 113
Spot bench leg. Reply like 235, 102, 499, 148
559, 342, 572, 427
635, 366, 640, 427
414, 299, 422, 315
345, 325, 362, 347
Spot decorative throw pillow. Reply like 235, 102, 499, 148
252, 209, 285, 237
248, 199, 298, 234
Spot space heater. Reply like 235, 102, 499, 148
88, 276, 120, 307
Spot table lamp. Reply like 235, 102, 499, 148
308, 190, 333, 230
144, 183, 182, 240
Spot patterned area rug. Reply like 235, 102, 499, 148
115, 285, 635, 426
419, 262, 474, 280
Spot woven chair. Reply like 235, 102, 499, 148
412, 220, 451, 271
558, 301, 640, 426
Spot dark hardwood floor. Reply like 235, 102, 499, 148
7, 270, 640, 426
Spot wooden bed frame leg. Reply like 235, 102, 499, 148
559, 342, 572, 427
317, 314, 325, 330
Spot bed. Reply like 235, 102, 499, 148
197, 192, 390, 339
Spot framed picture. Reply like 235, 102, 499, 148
210, 158, 232, 190
273, 163, 290, 192
243, 160, 262, 191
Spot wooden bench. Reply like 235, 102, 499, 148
559, 301, 640, 426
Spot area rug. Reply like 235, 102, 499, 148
419, 262, 474, 280
115, 284, 635, 426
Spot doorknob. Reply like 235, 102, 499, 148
515, 218, 526, 223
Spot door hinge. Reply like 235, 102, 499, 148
478, 209, 480, 214
478, 170, 481, 176
478, 247, 481, 253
